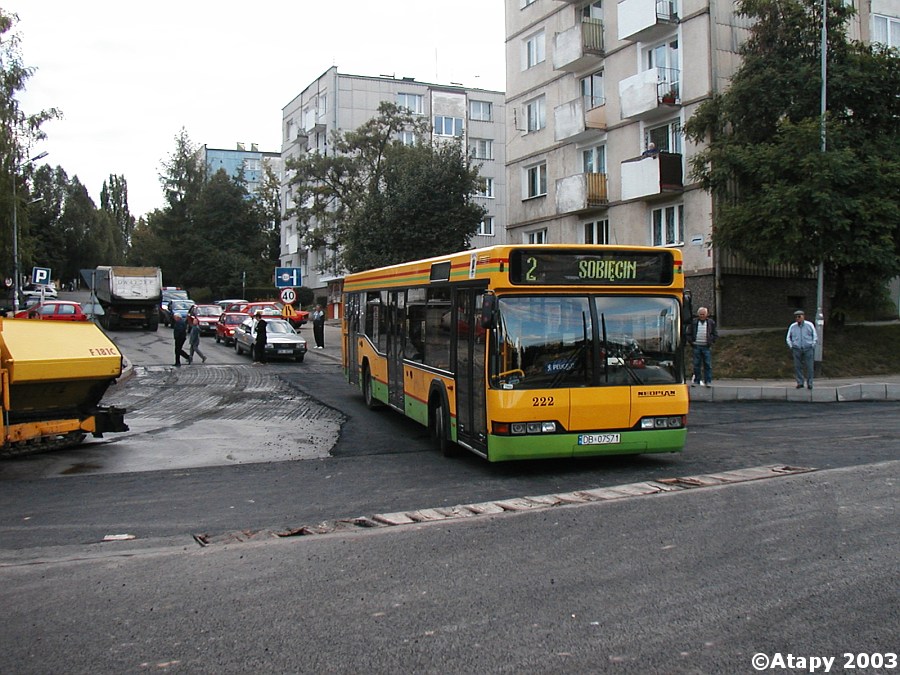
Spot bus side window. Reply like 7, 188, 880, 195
405, 289, 427, 362
425, 287, 451, 370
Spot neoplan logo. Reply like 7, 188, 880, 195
637, 390, 677, 397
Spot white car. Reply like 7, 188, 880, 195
234, 318, 307, 362
21, 283, 58, 300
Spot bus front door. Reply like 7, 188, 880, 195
454, 288, 487, 454
387, 291, 405, 410
345, 293, 359, 386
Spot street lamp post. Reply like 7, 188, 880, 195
815, 0, 827, 369
11, 151, 48, 312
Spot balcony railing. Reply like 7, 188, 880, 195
553, 18, 605, 72
555, 172, 609, 214
620, 152, 683, 201
618, 0, 679, 42
554, 97, 607, 142
619, 67, 681, 119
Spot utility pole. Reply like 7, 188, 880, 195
815, 0, 827, 371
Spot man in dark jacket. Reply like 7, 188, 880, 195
253, 312, 267, 365
172, 314, 191, 367
686, 307, 718, 387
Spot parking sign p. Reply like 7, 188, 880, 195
32, 266, 51, 285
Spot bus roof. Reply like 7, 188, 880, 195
342, 244, 683, 293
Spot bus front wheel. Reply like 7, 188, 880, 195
431, 399, 454, 457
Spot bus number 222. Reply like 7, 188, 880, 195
533, 397, 555, 406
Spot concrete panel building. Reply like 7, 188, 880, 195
280, 67, 506, 317
504, 0, 883, 326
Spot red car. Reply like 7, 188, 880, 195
215, 312, 247, 345
191, 304, 223, 336
14, 300, 89, 322
227, 301, 309, 329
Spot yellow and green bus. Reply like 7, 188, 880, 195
342, 245, 690, 462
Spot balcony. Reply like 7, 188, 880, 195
554, 96, 607, 143
620, 152, 682, 201
556, 172, 609, 214
617, 0, 678, 42
619, 67, 680, 120
304, 109, 326, 134
553, 19, 605, 72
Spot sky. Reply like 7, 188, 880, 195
8, 1, 507, 219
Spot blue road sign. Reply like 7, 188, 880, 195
274, 267, 302, 288
32, 266, 52, 285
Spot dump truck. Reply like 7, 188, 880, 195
0, 318, 128, 458
93, 266, 162, 331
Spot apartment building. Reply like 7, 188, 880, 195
200, 144, 283, 199
280, 67, 506, 317
505, 0, 881, 326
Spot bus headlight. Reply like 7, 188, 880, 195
494, 421, 559, 436
640, 416, 684, 429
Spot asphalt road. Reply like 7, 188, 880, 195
0, 322, 897, 673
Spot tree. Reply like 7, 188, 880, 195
100, 174, 133, 260
1, 9, 60, 288
255, 159, 283, 262
287, 102, 485, 274
684, 0, 900, 318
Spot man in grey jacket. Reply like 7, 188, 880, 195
786, 310, 818, 389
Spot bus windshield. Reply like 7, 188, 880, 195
491, 295, 681, 389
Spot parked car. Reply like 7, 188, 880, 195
160, 288, 190, 325
191, 304, 223, 335
233, 317, 307, 362
21, 283, 58, 300
214, 298, 247, 311
163, 299, 196, 326
215, 312, 247, 346
14, 300, 88, 321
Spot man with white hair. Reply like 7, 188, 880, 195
686, 307, 718, 387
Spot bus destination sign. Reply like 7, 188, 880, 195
509, 249, 674, 286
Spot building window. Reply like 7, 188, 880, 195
645, 120, 682, 154
434, 116, 464, 137
647, 39, 680, 101
581, 1, 603, 20
471, 138, 494, 160
523, 30, 546, 69
873, 14, 899, 48
398, 130, 417, 146
521, 0, 537, 6
581, 71, 605, 109
525, 96, 546, 132
397, 93, 424, 115
584, 219, 609, 244
651, 205, 684, 247
478, 216, 495, 236
524, 162, 548, 199
581, 144, 606, 174
527, 229, 548, 244
470, 100, 493, 121
476, 178, 495, 198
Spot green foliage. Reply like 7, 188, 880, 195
1, 10, 61, 285
128, 130, 275, 297
684, 0, 900, 318
287, 102, 485, 274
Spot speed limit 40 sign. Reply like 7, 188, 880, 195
279, 287, 297, 304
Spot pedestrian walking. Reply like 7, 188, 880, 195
786, 309, 818, 389
686, 306, 717, 386
312, 304, 326, 349
253, 312, 267, 365
172, 314, 191, 367
188, 314, 207, 364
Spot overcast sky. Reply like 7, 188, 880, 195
9, 1, 507, 218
